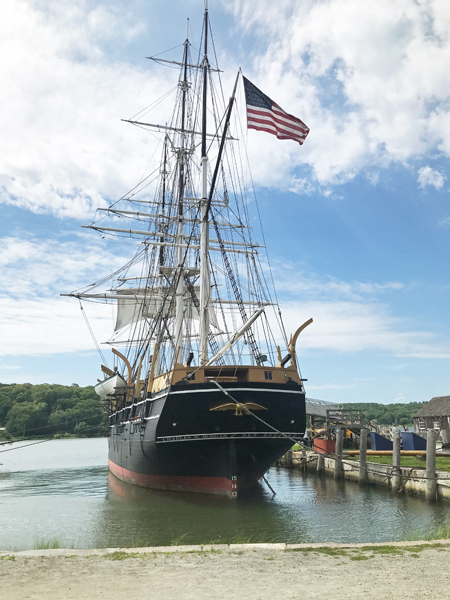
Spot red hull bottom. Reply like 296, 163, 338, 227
109, 459, 239, 497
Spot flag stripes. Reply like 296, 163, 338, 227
243, 76, 309, 146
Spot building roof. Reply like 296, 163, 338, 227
414, 396, 450, 418
305, 397, 341, 418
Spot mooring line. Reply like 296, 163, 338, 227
209, 380, 450, 484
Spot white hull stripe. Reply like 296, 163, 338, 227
169, 387, 304, 396
110, 414, 160, 427
156, 431, 302, 443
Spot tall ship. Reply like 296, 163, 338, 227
63, 5, 311, 497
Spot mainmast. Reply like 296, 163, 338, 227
199, 2, 210, 365
153, 136, 169, 378
173, 25, 190, 361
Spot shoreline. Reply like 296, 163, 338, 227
2, 540, 450, 600
2, 538, 450, 557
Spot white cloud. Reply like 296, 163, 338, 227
260, 261, 450, 359
257, 261, 450, 359
0, 0, 171, 218
279, 300, 450, 358
269, 260, 405, 302
417, 165, 445, 189
0, 297, 112, 356
0, 232, 446, 362
0, 235, 127, 298
225, 0, 450, 188
307, 383, 355, 390
0, 234, 132, 356
4, 0, 450, 221
3, 0, 450, 219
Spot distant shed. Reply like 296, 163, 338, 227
413, 396, 450, 437
305, 398, 341, 423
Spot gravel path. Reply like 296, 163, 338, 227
1, 541, 450, 600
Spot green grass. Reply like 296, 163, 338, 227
287, 547, 348, 556
360, 545, 403, 554
169, 532, 193, 546
287, 542, 450, 561
33, 538, 62, 550
349, 455, 450, 472
432, 522, 450, 539
130, 538, 157, 548
288, 547, 371, 559
403, 520, 450, 542
104, 551, 140, 561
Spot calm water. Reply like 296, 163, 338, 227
0, 438, 449, 550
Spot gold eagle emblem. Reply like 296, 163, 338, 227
210, 402, 267, 417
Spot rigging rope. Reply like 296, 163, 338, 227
209, 381, 450, 485
79, 301, 109, 368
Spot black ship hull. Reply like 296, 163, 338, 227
108, 381, 305, 497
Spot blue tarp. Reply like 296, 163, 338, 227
401, 431, 427, 451
370, 431, 393, 450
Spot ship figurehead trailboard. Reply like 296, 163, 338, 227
62, 5, 312, 497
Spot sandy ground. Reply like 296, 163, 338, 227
1, 541, 450, 600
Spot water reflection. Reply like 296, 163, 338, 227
0, 467, 108, 497
0, 438, 449, 550
96, 472, 293, 547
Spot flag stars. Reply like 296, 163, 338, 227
243, 75, 309, 145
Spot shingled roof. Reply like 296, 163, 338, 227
414, 396, 450, 418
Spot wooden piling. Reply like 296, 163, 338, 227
316, 452, 324, 474
334, 428, 343, 480
359, 428, 368, 486
426, 428, 437, 502
301, 449, 307, 472
391, 429, 401, 492
285, 449, 293, 468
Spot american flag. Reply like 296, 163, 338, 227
243, 76, 309, 145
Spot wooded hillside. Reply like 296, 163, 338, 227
0, 383, 108, 439
342, 401, 425, 426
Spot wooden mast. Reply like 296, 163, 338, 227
173, 26, 190, 362
199, 1, 210, 366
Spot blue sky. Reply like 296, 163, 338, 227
1, 0, 450, 406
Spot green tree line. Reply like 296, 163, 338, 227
0, 383, 108, 439
342, 401, 425, 426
